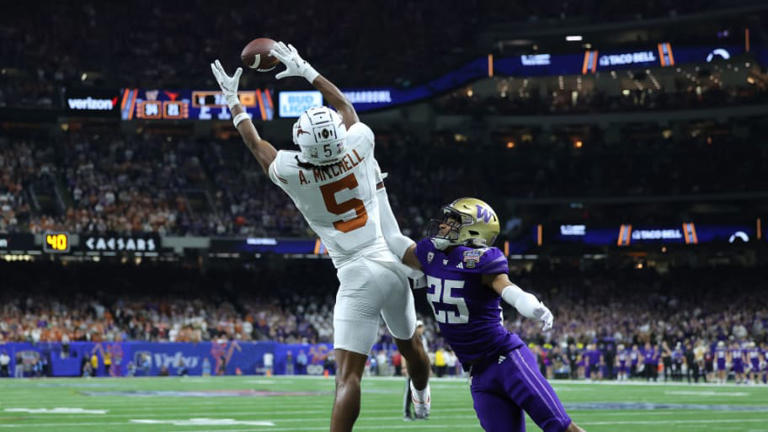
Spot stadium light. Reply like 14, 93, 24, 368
566, 35, 582, 42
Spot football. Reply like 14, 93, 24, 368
240, 37, 280, 72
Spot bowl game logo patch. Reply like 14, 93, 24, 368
463, 249, 484, 269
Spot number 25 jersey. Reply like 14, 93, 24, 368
414, 238, 524, 366
268, 122, 388, 268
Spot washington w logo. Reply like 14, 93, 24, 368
476, 205, 494, 223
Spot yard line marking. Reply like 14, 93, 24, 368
130, 418, 275, 426
3, 408, 107, 415
581, 418, 768, 426
665, 390, 749, 397
564, 402, 768, 412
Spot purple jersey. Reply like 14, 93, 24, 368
630, 349, 640, 366
643, 347, 657, 364
415, 239, 523, 365
731, 348, 744, 373
731, 348, 744, 365
715, 347, 727, 369
416, 239, 571, 431
748, 348, 760, 369
586, 349, 601, 366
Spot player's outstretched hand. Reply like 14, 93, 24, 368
534, 304, 554, 331
270, 42, 319, 82
210, 59, 242, 108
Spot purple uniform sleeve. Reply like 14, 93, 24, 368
414, 238, 434, 268
459, 247, 509, 275
478, 247, 509, 274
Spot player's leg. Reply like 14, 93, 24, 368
470, 387, 525, 432
403, 377, 413, 420
394, 335, 429, 391
330, 260, 388, 432
379, 261, 431, 417
503, 346, 583, 432
331, 349, 368, 431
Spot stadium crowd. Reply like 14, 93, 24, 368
436, 83, 768, 116
1, 262, 766, 382
0, 0, 756, 108
1, 118, 766, 237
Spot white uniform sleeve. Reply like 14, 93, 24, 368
346, 122, 375, 159
268, 152, 288, 187
377, 186, 414, 259
373, 159, 424, 280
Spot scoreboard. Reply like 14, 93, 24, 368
120, 89, 274, 121
43, 232, 70, 253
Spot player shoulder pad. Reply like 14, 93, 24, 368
461, 246, 508, 274
268, 150, 298, 187
345, 122, 374, 159
414, 238, 436, 267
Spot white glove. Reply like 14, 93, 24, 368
210, 59, 242, 109
269, 42, 319, 82
534, 303, 554, 331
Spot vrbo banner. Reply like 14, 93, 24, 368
0, 341, 333, 377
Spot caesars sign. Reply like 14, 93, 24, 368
82, 235, 159, 253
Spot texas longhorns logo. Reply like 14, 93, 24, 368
296, 126, 310, 138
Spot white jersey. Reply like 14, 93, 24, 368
268, 122, 390, 268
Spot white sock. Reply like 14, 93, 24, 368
410, 382, 430, 402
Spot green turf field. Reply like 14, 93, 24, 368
1, 376, 767, 431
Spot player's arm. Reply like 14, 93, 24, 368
402, 244, 423, 271
269, 42, 359, 129
210, 60, 277, 173
373, 162, 419, 262
482, 273, 553, 331
313, 74, 358, 129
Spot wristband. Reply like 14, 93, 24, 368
233, 112, 250, 127
303, 65, 320, 84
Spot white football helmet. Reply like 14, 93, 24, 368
292, 106, 347, 165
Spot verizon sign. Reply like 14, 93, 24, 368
64, 90, 120, 116
67, 96, 117, 111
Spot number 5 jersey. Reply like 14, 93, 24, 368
268, 122, 390, 268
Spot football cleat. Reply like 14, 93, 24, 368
410, 382, 431, 419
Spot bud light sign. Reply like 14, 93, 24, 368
279, 91, 323, 118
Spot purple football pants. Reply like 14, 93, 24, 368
470, 345, 571, 432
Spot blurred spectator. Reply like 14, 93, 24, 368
0, 350, 9, 377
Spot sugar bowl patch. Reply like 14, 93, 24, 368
462, 249, 485, 269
